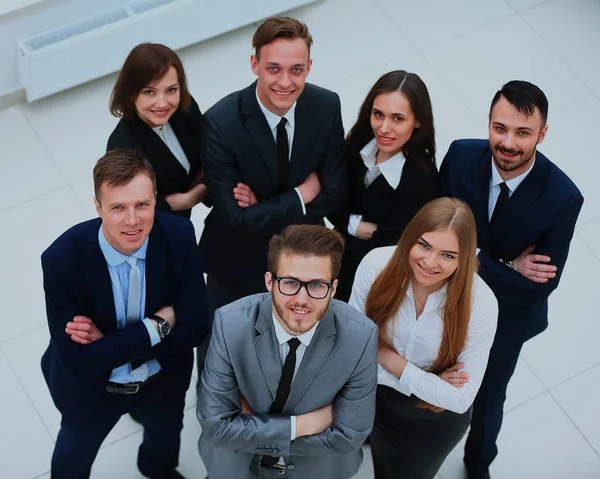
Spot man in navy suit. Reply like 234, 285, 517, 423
41, 149, 207, 479
440, 81, 583, 479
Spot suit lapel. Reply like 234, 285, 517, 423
241, 83, 278, 187
289, 94, 319, 183
80, 221, 118, 333
285, 308, 336, 411
253, 300, 282, 402
491, 155, 546, 236
144, 220, 168, 317
475, 154, 492, 247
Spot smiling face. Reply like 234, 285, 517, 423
134, 66, 180, 128
265, 253, 337, 335
489, 95, 548, 180
370, 91, 420, 163
251, 37, 312, 116
409, 229, 459, 293
94, 173, 156, 255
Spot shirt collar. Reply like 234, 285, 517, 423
271, 312, 318, 347
256, 88, 296, 132
360, 138, 406, 189
98, 225, 149, 267
152, 122, 170, 136
408, 281, 448, 310
490, 155, 536, 194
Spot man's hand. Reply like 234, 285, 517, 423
377, 339, 407, 378
240, 396, 254, 415
438, 362, 469, 388
65, 316, 104, 345
296, 404, 333, 437
233, 183, 258, 208
296, 171, 321, 205
154, 305, 176, 329
513, 245, 557, 283
356, 221, 378, 240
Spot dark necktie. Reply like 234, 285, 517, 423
491, 181, 509, 224
276, 117, 290, 192
262, 337, 301, 467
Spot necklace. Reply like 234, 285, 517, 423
414, 294, 426, 317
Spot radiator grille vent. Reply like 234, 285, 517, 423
21, 9, 130, 52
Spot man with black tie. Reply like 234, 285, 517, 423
197, 17, 348, 365
41, 150, 208, 478
440, 80, 583, 479
197, 225, 378, 479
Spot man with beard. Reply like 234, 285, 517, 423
440, 80, 583, 479
197, 225, 378, 479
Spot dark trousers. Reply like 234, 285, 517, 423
371, 386, 471, 479
464, 341, 523, 475
196, 274, 266, 380
51, 372, 186, 479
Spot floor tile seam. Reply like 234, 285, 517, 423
99, 426, 143, 450
0, 324, 47, 347
576, 215, 600, 230
504, 389, 548, 414
0, 346, 55, 444
511, 0, 560, 14
31, 471, 50, 479
517, 6, 596, 96
546, 388, 600, 458
574, 230, 600, 263
547, 358, 600, 392
0, 183, 71, 217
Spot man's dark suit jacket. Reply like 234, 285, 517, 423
329, 150, 439, 299
440, 139, 583, 343
107, 96, 204, 218
198, 82, 348, 281
41, 211, 208, 423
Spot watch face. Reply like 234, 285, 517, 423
160, 321, 171, 337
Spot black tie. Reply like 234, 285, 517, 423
276, 117, 290, 192
261, 338, 301, 467
491, 182, 509, 224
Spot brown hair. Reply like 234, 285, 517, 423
110, 43, 191, 119
93, 149, 156, 202
365, 197, 478, 412
252, 17, 313, 60
268, 225, 345, 279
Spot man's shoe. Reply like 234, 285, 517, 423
150, 470, 185, 479
466, 468, 490, 479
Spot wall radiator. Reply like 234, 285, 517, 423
18, 0, 319, 102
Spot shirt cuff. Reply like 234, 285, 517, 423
294, 188, 307, 215
397, 360, 425, 396
142, 317, 161, 347
290, 415, 297, 440
476, 247, 481, 256
348, 214, 363, 237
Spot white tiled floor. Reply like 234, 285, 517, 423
1, 0, 598, 478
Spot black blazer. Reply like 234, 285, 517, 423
41, 211, 208, 424
329, 149, 439, 300
198, 82, 348, 283
441, 139, 583, 343
107, 96, 204, 218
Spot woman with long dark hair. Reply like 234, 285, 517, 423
108, 43, 207, 218
349, 198, 498, 479
329, 70, 440, 301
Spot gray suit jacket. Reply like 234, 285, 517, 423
197, 293, 378, 479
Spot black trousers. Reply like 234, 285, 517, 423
370, 386, 471, 479
464, 341, 522, 475
51, 371, 186, 479
196, 274, 266, 381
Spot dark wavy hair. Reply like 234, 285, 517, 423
346, 70, 436, 173
490, 80, 548, 124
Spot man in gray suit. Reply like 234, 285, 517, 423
197, 225, 378, 479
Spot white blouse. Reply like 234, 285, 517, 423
349, 246, 498, 414
152, 122, 191, 174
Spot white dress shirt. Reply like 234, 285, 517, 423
348, 138, 406, 236
488, 156, 535, 221
152, 122, 191, 173
271, 313, 318, 458
349, 246, 498, 414
256, 89, 306, 214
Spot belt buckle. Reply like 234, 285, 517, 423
124, 383, 140, 394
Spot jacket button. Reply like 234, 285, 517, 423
273, 448, 279, 453
287, 464, 295, 469
267, 448, 273, 453
255, 448, 261, 453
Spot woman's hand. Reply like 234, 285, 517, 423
438, 362, 470, 388
356, 221, 378, 240
164, 183, 208, 211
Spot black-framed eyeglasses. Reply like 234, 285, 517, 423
270, 273, 333, 299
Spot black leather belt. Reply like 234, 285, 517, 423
105, 372, 159, 395
258, 456, 287, 475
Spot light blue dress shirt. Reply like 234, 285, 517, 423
98, 227, 161, 383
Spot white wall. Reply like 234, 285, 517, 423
0, 0, 139, 100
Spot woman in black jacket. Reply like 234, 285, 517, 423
108, 43, 207, 218
329, 70, 440, 301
